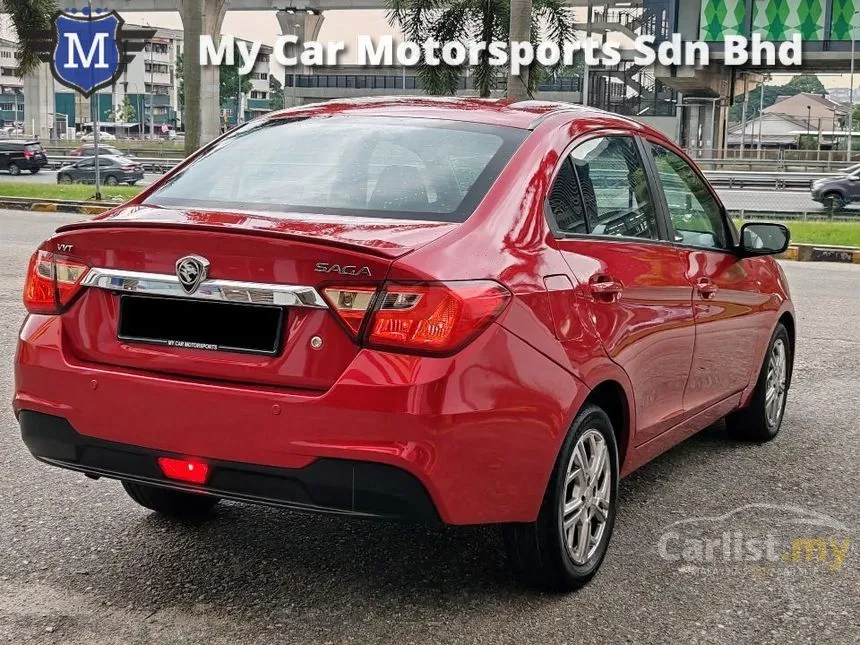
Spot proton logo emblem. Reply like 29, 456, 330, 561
175, 255, 209, 294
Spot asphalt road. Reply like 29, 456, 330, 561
1, 210, 858, 644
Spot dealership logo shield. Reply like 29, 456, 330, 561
50, 10, 125, 97
176, 256, 210, 295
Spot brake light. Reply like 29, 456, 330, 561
158, 457, 210, 485
23, 250, 89, 314
324, 281, 510, 354
23, 151, 33, 158
121, 165, 134, 171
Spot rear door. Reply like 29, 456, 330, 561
546, 133, 696, 444
645, 140, 770, 412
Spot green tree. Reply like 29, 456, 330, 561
105, 97, 137, 123
3, 0, 56, 75
386, 0, 574, 98
220, 46, 253, 100
268, 75, 285, 111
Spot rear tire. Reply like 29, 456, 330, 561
105, 175, 119, 186
822, 191, 846, 211
503, 404, 618, 591
30, 167, 40, 174
122, 481, 219, 519
726, 323, 792, 442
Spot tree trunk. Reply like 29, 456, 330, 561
506, 0, 533, 101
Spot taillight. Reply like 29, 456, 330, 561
122, 165, 134, 171
323, 281, 510, 355
23, 151, 33, 158
23, 250, 89, 314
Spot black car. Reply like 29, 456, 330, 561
0, 140, 48, 175
57, 155, 144, 186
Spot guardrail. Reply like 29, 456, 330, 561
702, 171, 837, 190
39, 156, 846, 192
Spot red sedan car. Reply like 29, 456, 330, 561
15, 98, 794, 590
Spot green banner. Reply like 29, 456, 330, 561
700, 0, 747, 40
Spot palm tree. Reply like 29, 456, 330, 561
3, 0, 56, 75
387, 0, 574, 99
507, 0, 532, 101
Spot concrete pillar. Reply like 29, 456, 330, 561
23, 63, 54, 141
180, 0, 227, 153
277, 10, 325, 108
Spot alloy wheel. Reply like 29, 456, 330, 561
561, 429, 612, 565
765, 338, 788, 427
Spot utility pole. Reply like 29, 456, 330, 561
757, 75, 766, 157
90, 0, 101, 200
849, 33, 856, 162
739, 73, 749, 159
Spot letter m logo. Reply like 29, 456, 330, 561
51, 11, 124, 97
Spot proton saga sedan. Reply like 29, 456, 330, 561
15, 98, 794, 591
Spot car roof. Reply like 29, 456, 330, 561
2, 140, 40, 145
264, 97, 662, 135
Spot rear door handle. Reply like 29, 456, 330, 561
589, 277, 624, 302
696, 278, 718, 299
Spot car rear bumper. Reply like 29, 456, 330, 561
20, 410, 440, 523
14, 314, 586, 525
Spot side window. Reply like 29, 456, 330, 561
548, 136, 661, 240
650, 144, 728, 250
77, 159, 94, 169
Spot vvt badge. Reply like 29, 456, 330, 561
50, 10, 124, 97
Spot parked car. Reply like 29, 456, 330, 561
16, 99, 795, 591
69, 144, 126, 158
56, 155, 143, 186
0, 140, 48, 175
811, 169, 860, 209
80, 131, 117, 142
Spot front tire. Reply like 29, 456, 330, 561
8, 162, 20, 176
104, 175, 119, 186
503, 404, 618, 591
726, 323, 792, 442
58, 174, 73, 185
122, 481, 219, 519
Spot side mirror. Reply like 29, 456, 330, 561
739, 222, 790, 257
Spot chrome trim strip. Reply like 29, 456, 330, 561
81, 267, 328, 308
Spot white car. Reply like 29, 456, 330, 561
80, 131, 116, 142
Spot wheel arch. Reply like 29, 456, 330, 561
582, 380, 631, 471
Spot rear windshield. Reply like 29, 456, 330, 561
145, 116, 527, 222
26, 144, 43, 152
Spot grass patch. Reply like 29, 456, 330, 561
781, 221, 860, 247
738, 219, 860, 248
0, 182, 140, 202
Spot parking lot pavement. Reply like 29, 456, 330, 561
1, 209, 858, 644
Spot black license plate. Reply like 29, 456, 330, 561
118, 295, 284, 355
